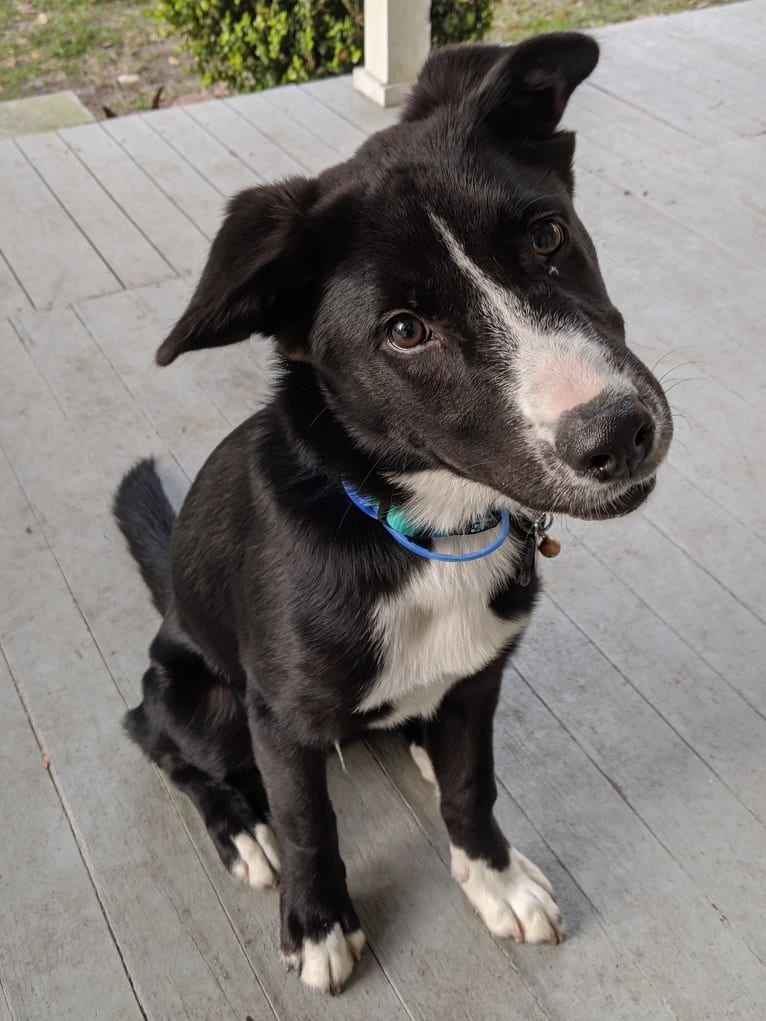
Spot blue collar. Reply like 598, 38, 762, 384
342, 481, 511, 563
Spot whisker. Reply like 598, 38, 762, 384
663, 376, 704, 394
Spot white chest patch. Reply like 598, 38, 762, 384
358, 525, 529, 728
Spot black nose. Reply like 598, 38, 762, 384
556, 395, 654, 481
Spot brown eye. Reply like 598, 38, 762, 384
386, 313, 429, 351
530, 219, 565, 257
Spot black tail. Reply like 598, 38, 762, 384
113, 458, 176, 615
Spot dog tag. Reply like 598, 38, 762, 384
538, 535, 561, 558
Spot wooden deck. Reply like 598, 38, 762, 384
1, 3, 765, 1018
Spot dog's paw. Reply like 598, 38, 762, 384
230, 824, 281, 888
451, 845, 563, 944
282, 923, 366, 995
409, 742, 437, 785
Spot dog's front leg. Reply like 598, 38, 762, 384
249, 701, 365, 995
420, 660, 564, 945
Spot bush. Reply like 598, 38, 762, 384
158, 1, 496, 93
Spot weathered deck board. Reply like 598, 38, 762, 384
0, 140, 119, 307
0, 644, 144, 1021
144, 107, 260, 198
185, 99, 303, 181
0, 250, 32, 319
102, 114, 227, 239
60, 123, 209, 277
226, 92, 340, 175
494, 674, 766, 1019
17, 130, 176, 289
0, 322, 282, 1021
2, 3, 765, 1018
261, 84, 369, 159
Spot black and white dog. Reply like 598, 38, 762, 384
115, 33, 672, 995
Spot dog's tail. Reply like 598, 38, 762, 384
113, 458, 176, 615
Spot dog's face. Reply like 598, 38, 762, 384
159, 33, 672, 521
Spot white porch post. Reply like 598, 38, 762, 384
353, 0, 432, 107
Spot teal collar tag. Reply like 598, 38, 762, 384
371, 500, 502, 539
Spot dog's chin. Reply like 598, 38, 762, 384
564, 476, 656, 521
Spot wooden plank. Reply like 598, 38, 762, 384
369, 737, 674, 1020
593, 150, 766, 267
0, 983, 11, 1021
571, 82, 698, 158
572, 513, 766, 717
0, 140, 119, 308
300, 76, 399, 134
603, 18, 766, 107
495, 669, 766, 1019
185, 100, 304, 182
143, 107, 259, 198
601, 258, 764, 409
59, 123, 208, 277
102, 114, 227, 239
17, 129, 175, 289
588, 44, 762, 144
261, 84, 368, 159
540, 531, 766, 823
514, 592, 766, 961
0, 319, 280, 1021
74, 288, 233, 480
227, 93, 339, 175
642, 467, 766, 625
130, 275, 275, 430
0, 647, 144, 1021
0, 250, 32, 318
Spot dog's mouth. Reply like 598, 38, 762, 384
567, 475, 656, 521
434, 447, 656, 524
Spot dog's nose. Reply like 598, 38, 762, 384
556, 395, 654, 481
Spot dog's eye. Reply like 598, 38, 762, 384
386, 314, 429, 352
530, 219, 565, 257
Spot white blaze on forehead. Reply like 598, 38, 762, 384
430, 214, 633, 442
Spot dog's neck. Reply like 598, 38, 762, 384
277, 361, 507, 533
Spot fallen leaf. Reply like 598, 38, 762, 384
167, 55, 179, 67
35, 11, 48, 24
3, 57, 16, 69
42, 754, 51, 770
117, 72, 140, 87
151, 85, 164, 109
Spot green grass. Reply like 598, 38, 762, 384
0, 0, 204, 115
490, 0, 737, 40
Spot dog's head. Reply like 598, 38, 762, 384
158, 33, 672, 522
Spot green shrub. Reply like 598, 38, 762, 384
158, 1, 496, 92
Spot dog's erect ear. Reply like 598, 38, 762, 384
519, 131, 578, 193
156, 177, 320, 366
402, 44, 505, 122
404, 33, 598, 137
473, 33, 599, 137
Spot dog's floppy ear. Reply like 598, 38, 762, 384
156, 177, 320, 366
472, 33, 599, 137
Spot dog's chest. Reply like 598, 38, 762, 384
358, 538, 529, 727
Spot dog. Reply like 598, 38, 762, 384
115, 32, 672, 995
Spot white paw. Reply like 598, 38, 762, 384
409, 742, 438, 787
451, 845, 563, 944
230, 825, 280, 888
283, 923, 366, 995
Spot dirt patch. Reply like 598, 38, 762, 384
0, 0, 228, 119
